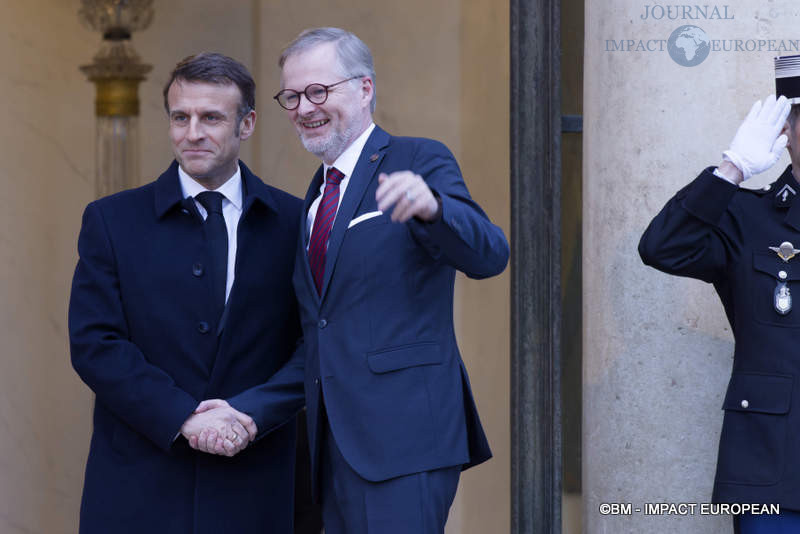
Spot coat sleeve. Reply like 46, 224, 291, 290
405, 140, 509, 279
227, 340, 306, 440
68, 202, 198, 451
638, 167, 742, 284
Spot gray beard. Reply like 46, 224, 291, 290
300, 123, 356, 163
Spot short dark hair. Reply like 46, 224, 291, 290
163, 52, 255, 123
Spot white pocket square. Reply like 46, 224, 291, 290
348, 210, 383, 229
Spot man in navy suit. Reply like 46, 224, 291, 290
245, 27, 509, 533
68, 53, 304, 533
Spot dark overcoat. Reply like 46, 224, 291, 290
69, 161, 302, 533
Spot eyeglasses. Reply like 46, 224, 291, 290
273, 76, 362, 110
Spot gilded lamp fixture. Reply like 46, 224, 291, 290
79, 0, 153, 198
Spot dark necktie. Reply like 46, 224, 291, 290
308, 167, 345, 294
195, 191, 228, 315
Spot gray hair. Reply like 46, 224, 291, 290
279, 27, 377, 113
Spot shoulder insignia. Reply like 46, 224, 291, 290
776, 183, 797, 205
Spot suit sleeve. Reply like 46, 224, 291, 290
405, 140, 509, 279
638, 167, 741, 284
227, 340, 306, 440
68, 202, 198, 451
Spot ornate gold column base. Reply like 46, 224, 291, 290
94, 78, 141, 117
79, 0, 153, 198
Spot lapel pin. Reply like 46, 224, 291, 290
369, 153, 379, 162
770, 241, 800, 262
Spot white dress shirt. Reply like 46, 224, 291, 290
306, 123, 376, 242
713, 167, 739, 184
178, 165, 243, 303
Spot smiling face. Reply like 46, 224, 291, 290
167, 80, 255, 189
280, 42, 373, 165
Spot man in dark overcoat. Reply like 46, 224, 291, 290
69, 53, 304, 533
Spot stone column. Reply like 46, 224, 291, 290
510, 0, 563, 532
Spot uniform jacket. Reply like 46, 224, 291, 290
640, 165, 800, 509
68, 161, 302, 533
232, 126, 509, 490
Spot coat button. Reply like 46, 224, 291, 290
319, 318, 328, 328
314, 378, 320, 385
779, 270, 788, 280
741, 399, 749, 409
192, 263, 204, 277
198, 321, 210, 334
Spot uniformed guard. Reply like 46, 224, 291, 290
640, 55, 800, 534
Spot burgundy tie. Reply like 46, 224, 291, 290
309, 167, 345, 294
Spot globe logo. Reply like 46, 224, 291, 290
667, 25, 711, 67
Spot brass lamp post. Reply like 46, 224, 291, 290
79, 0, 153, 198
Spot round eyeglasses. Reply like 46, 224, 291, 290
273, 76, 362, 110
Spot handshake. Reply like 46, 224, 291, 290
180, 399, 257, 457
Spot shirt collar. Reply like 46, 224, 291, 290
178, 164, 243, 210
324, 122, 376, 178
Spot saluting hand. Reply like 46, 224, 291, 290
722, 94, 791, 183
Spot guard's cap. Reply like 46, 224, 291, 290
776, 54, 800, 104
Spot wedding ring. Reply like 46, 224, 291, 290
405, 190, 416, 201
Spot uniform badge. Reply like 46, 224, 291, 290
775, 184, 797, 207
769, 241, 800, 262
775, 281, 793, 315
776, 184, 797, 202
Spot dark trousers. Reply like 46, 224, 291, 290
320, 418, 461, 534
294, 409, 323, 534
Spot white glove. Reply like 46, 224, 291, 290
723, 94, 791, 180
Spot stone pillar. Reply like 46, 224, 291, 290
510, 0, 562, 532
583, 2, 796, 532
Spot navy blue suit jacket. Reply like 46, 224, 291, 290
68, 161, 302, 533
234, 126, 509, 488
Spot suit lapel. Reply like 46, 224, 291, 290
318, 127, 390, 302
